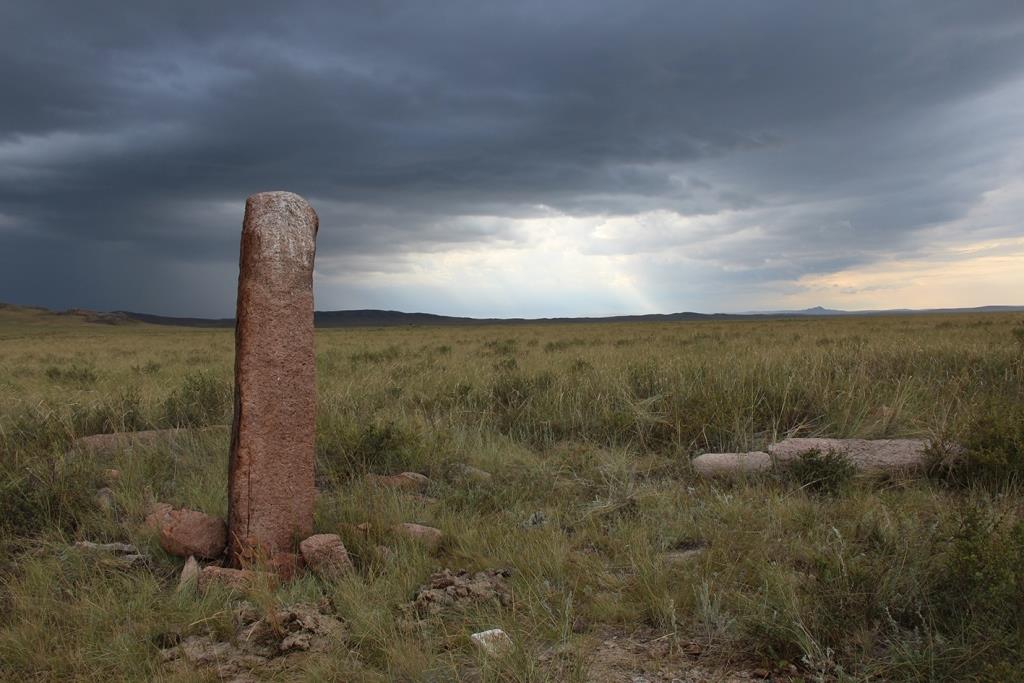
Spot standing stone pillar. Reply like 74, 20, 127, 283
227, 191, 319, 567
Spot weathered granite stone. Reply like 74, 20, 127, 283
178, 556, 200, 592
470, 628, 514, 658
394, 522, 443, 548
144, 502, 173, 532
227, 192, 319, 567
73, 540, 149, 568
693, 438, 931, 477
159, 508, 228, 559
299, 534, 353, 580
368, 472, 430, 492
768, 437, 928, 471
448, 463, 492, 483
691, 451, 772, 476
71, 426, 229, 456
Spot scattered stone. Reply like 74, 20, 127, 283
144, 502, 174, 532
102, 468, 121, 484
403, 568, 512, 618
368, 472, 430, 493
159, 509, 228, 559
662, 540, 708, 566
662, 549, 705, 566
234, 603, 344, 656
299, 534, 353, 580
768, 437, 928, 472
71, 426, 228, 456
73, 540, 148, 568
394, 522, 443, 548
75, 540, 137, 554
178, 556, 200, 592
692, 451, 771, 477
376, 545, 396, 563
448, 463, 492, 483
197, 566, 274, 593
470, 629, 514, 658
160, 602, 345, 679
522, 511, 548, 528
227, 192, 319, 568
95, 487, 115, 512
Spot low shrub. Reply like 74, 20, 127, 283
70, 387, 147, 436
316, 420, 429, 484
925, 505, 1024, 678
927, 400, 1024, 488
778, 449, 856, 496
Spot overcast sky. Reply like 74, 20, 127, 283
2, 1, 1023, 317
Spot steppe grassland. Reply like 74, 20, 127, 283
1, 307, 1022, 681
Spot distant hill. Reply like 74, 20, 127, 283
117, 308, 743, 328
752, 305, 1024, 316
113, 304, 1024, 327
2, 302, 1022, 329
743, 305, 848, 316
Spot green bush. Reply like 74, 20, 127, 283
927, 506, 1024, 677
778, 449, 856, 496
70, 387, 146, 436
316, 420, 428, 484
0, 449, 97, 539
927, 401, 1024, 488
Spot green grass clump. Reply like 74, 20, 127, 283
161, 370, 230, 427
778, 449, 857, 496
928, 399, 1024, 488
44, 363, 98, 387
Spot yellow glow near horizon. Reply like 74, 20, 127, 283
790, 237, 1024, 309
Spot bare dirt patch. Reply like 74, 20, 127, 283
160, 602, 346, 682
581, 627, 792, 682
402, 568, 513, 619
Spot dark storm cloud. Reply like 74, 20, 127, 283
2, 1, 1024, 314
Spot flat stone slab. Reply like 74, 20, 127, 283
71, 426, 229, 455
692, 451, 771, 476
694, 438, 930, 477
769, 437, 928, 471
367, 472, 430, 493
